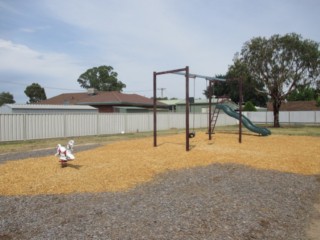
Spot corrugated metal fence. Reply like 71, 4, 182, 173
0, 111, 319, 142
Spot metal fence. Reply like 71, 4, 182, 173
0, 111, 319, 142
244, 111, 320, 125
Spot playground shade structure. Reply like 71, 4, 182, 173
0, 132, 319, 196
216, 104, 271, 136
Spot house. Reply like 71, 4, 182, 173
159, 98, 238, 113
0, 104, 98, 114
38, 89, 168, 113
267, 101, 320, 111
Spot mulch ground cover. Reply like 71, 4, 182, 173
0, 132, 319, 239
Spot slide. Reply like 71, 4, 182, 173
216, 104, 271, 136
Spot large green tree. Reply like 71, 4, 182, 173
0, 91, 15, 106
239, 33, 320, 127
24, 83, 47, 104
77, 65, 126, 91
203, 61, 268, 107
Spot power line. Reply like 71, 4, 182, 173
0, 80, 85, 92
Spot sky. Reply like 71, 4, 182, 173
0, 0, 319, 103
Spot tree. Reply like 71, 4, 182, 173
24, 83, 47, 103
0, 92, 15, 106
203, 62, 268, 107
287, 84, 315, 101
77, 65, 126, 91
239, 33, 320, 127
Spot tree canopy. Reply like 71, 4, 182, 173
203, 62, 268, 107
77, 65, 126, 91
0, 92, 15, 106
287, 85, 316, 101
24, 83, 47, 104
239, 33, 320, 127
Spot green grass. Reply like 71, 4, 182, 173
0, 125, 319, 154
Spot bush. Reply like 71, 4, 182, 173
243, 101, 257, 111
316, 96, 320, 107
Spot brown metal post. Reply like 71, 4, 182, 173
186, 66, 190, 151
153, 66, 191, 151
153, 72, 157, 147
208, 81, 212, 140
239, 78, 242, 143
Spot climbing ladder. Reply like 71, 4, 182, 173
210, 104, 220, 134
210, 97, 225, 134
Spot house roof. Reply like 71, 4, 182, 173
37, 92, 90, 105
38, 91, 166, 107
267, 100, 320, 111
3, 104, 97, 110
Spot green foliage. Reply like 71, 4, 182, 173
0, 92, 15, 106
77, 65, 126, 91
24, 83, 47, 104
239, 33, 320, 127
156, 97, 168, 100
243, 101, 257, 111
203, 67, 268, 107
316, 96, 320, 107
287, 85, 315, 101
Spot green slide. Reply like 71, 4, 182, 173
216, 104, 271, 136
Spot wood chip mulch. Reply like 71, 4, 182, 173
0, 133, 319, 239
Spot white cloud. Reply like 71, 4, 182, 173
0, 39, 82, 79
0, 39, 85, 102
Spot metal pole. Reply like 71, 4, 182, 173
155, 68, 187, 75
208, 81, 212, 140
239, 78, 242, 143
186, 66, 190, 151
153, 72, 157, 147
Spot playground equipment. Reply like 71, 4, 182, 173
216, 104, 271, 136
55, 140, 75, 167
153, 66, 270, 151
153, 66, 225, 151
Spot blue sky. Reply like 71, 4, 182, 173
1, 0, 319, 103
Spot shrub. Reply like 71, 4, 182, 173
243, 101, 257, 111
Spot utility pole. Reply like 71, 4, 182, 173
157, 88, 166, 98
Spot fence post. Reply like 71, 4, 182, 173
64, 114, 67, 137
288, 111, 291, 125
23, 114, 27, 141
96, 113, 100, 136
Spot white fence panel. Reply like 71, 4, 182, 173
168, 113, 186, 129
216, 112, 238, 126
66, 114, 97, 137
1, 111, 319, 142
126, 113, 151, 133
25, 114, 65, 140
289, 111, 316, 123
99, 113, 125, 135
279, 112, 290, 123
0, 114, 24, 141
157, 113, 170, 130
246, 112, 268, 123
25, 114, 64, 139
